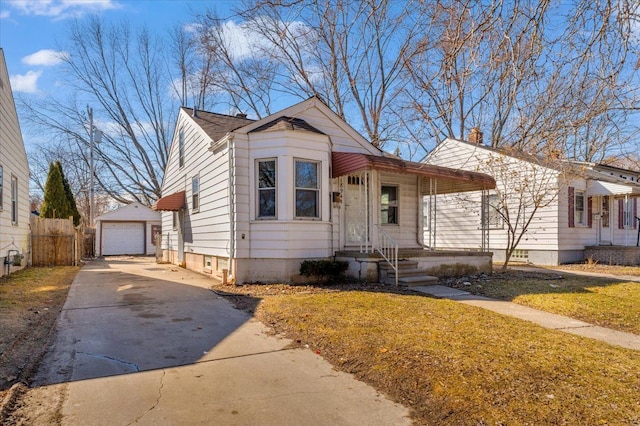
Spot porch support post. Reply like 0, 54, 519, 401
481, 188, 489, 252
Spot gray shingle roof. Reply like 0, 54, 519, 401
249, 116, 325, 135
181, 107, 254, 141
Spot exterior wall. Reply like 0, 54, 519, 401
378, 172, 422, 249
0, 49, 30, 276
160, 109, 233, 261
427, 139, 563, 252
424, 139, 626, 265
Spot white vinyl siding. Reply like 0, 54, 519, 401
425, 139, 562, 252
0, 50, 30, 274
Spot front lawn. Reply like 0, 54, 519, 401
219, 283, 640, 425
449, 269, 640, 335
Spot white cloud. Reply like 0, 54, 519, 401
8, 0, 121, 19
0, 10, 10, 19
10, 70, 42, 93
22, 49, 69, 66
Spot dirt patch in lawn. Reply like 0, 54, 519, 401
0, 267, 79, 416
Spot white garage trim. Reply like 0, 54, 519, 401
101, 221, 146, 255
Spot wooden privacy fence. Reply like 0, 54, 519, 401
31, 216, 83, 266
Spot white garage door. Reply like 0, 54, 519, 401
102, 222, 145, 255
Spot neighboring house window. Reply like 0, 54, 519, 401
257, 159, 276, 218
178, 129, 185, 168
482, 193, 503, 229
11, 176, 18, 224
0, 165, 3, 210
192, 175, 200, 211
172, 211, 178, 230
620, 197, 638, 229
151, 225, 161, 245
574, 190, 586, 226
381, 185, 398, 224
295, 159, 319, 218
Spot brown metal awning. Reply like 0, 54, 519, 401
152, 191, 186, 211
332, 152, 495, 195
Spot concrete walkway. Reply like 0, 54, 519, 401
411, 285, 640, 351
11, 257, 410, 426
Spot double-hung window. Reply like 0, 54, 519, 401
257, 159, 276, 218
381, 185, 398, 224
574, 190, 586, 226
11, 176, 18, 224
192, 175, 200, 212
295, 160, 319, 218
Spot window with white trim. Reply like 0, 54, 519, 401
623, 198, 636, 228
257, 159, 276, 218
294, 159, 319, 218
381, 185, 398, 224
574, 190, 586, 226
11, 176, 18, 224
192, 175, 200, 212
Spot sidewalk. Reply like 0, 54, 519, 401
411, 285, 640, 351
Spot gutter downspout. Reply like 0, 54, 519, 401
228, 133, 236, 283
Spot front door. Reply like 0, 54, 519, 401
599, 196, 611, 245
344, 175, 369, 246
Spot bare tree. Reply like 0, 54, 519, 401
224, 0, 423, 147
478, 148, 567, 270
20, 17, 177, 206
404, 0, 639, 161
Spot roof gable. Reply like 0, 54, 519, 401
249, 116, 325, 134
0, 48, 28, 168
95, 202, 161, 221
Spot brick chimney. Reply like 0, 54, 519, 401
468, 127, 483, 145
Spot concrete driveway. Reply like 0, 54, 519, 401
18, 257, 410, 425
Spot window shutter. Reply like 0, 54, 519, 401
618, 199, 624, 229
634, 198, 638, 230
568, 187, 575, 228
587, 197, 593, 228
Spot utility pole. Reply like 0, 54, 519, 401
88, 106, 94, 227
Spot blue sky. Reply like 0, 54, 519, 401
0, 0, 232, 94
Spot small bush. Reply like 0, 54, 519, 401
300, 260, 348, 282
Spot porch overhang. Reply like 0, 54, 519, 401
587, 180, 640, 197
152, 191, 186, 211
332, 152, 495, 194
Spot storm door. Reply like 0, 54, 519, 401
599, 195, 611, 245
344, 173, 370, 250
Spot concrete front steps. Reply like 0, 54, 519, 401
379, 260, 439, 286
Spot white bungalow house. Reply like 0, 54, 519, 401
154, 97, 495, 284
95, 202, 161, 256
0, 49, 30, 276
424, 134, 640, 266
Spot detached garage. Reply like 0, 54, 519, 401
95, 203, 161, 256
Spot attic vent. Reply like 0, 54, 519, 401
236, 113, 247, 118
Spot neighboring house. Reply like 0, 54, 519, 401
95, 202, 161, 256
424, 135, 640, 265
0, 49, 30, 276
154, 97, 495, 284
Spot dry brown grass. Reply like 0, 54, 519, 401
0, 266, 79, 400
219, 282, 640, 425
447, 267, 640, 335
